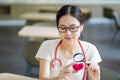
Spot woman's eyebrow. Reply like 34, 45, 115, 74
59, 24, 66, 26
59, 24, 77, 26
69, 24, 77, 26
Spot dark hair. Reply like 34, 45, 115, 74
56, 5, 84, 26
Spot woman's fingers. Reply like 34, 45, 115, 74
58, 63, 76, 80
61, 63, 75, 74
59, 70, 69, 80
86, 62, 99, 71
88, 64, 100, 75
87, 63, 100, 80
63, 63, 74, 69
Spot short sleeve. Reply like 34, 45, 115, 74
86, 43, 102, 64
35, 40, 51, 61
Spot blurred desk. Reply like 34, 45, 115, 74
20, 13, 56, 25
0, 73, 38, 80
18, 25, 59, 39
18, 25, 59, 76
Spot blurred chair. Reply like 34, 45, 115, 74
103, 7, 114, 19
38, 8, 58, 13
83, 11, 91, 21
101, 66, 120, 80
38, 5, 59, 13
25, 40, 43, 77
112, 12, 120, 41
103, 7, 120, 42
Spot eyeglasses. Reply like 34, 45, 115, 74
57, 25, 80, 33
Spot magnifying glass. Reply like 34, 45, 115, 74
73, 53, 84, 62
73, 53, 84, 71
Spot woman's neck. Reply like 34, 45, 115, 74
60, 40, 79, 59
60, 40, 79, 54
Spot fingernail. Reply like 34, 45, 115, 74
66, 76, 68, 79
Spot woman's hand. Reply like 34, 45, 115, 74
87, 63, 100, 80
57, 63, 76, 80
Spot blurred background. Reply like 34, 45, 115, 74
0, 0, 120, 78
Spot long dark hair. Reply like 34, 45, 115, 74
56, 5, 84, 26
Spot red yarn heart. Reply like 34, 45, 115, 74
72, 63, 84, 71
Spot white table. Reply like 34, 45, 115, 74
18, 25, 59, 39
0, 73, 38, 80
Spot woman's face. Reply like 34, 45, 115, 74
58, 14, 83, 43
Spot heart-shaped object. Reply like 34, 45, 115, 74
72, 63, 84, 71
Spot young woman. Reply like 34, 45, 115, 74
35, 5, 102, 80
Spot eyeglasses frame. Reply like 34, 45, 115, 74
57, 25, 81, 33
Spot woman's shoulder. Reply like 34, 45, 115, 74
80, 40, 96, 49
81, 40, 94, 46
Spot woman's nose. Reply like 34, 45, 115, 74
66, 28, 72, 35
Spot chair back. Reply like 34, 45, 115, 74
113, 12, 120, 30
103, 7, 114, 18
101, 67, 120, 80
26, 40, 42, 67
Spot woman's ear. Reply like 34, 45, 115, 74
80, 24, 84, 32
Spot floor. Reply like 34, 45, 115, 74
0, 23, 120, 78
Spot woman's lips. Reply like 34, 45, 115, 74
64, 37, 72, 40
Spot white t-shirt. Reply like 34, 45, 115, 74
35, 39, 102, 80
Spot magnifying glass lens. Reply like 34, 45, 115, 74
73, 53, 84, 62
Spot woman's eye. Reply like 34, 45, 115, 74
60, 27, 66, 30
70, 27, 76, 29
